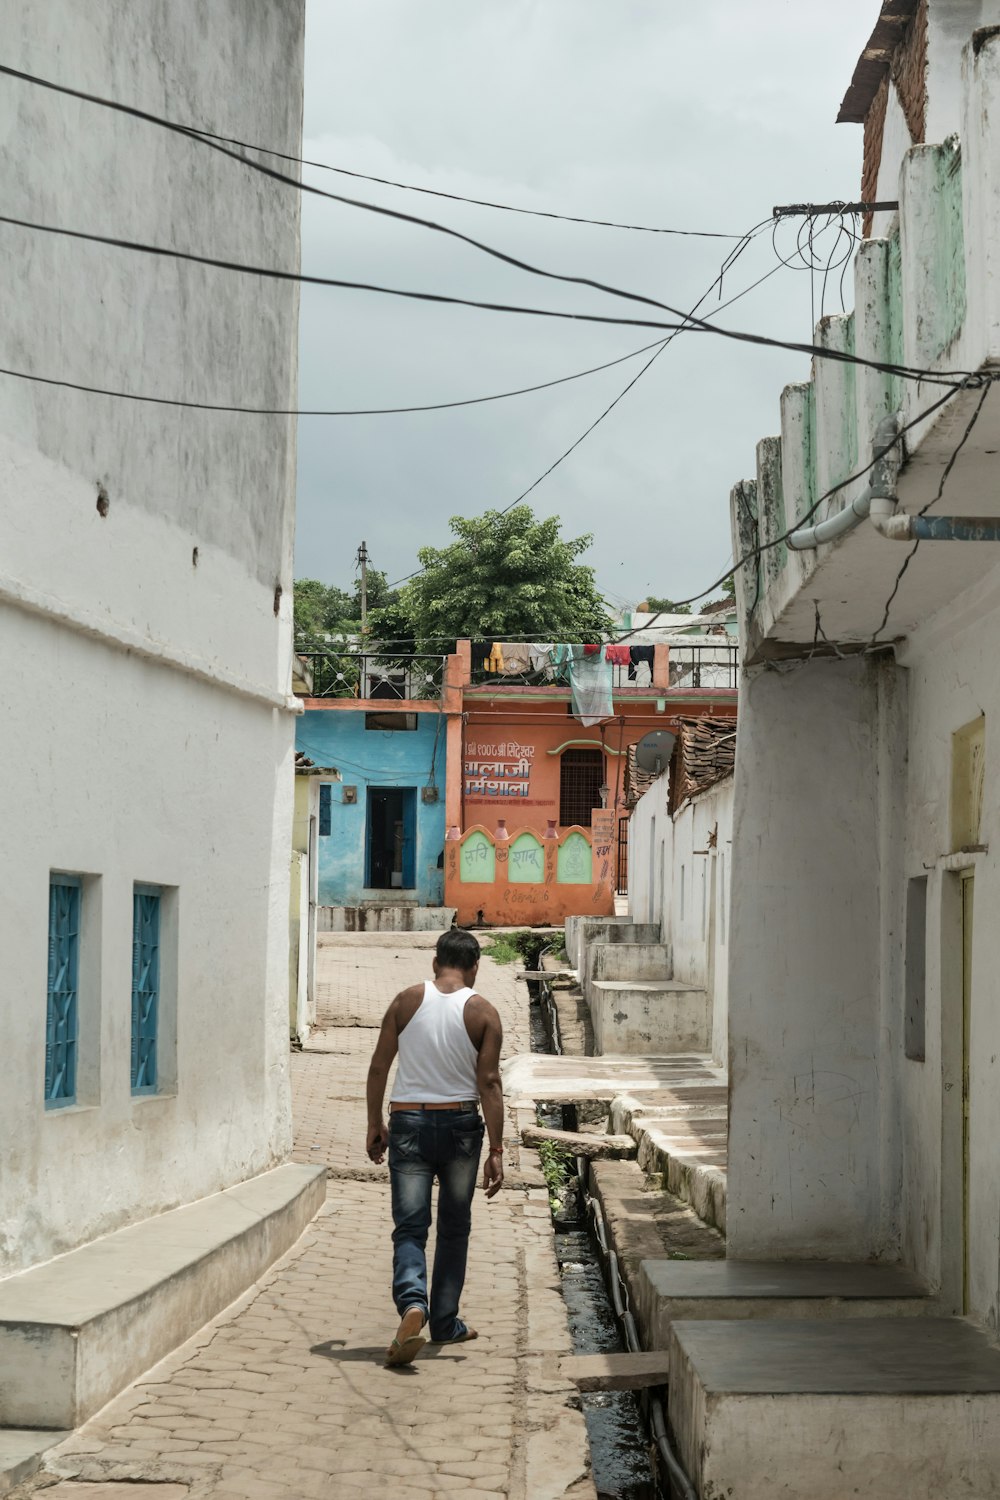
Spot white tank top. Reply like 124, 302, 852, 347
390, 981, 480, 1103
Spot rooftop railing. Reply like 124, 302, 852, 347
668, 642, 739, 690
295, 649, 447, 700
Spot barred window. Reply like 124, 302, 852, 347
559, 748, 604, 828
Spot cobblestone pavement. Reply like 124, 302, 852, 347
28, 937, 596, 1500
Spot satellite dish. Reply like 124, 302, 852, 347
635, 730, 676, 776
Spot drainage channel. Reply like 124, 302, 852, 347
528, 991, 663, 1500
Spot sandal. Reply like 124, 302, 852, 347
386, 1307, 427, 1366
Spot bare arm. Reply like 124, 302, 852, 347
473, 1000, 505, 1199
365, 997, 402, 1163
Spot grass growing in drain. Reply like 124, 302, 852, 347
537, 1137, 575, 1214
484, 929, 567, 968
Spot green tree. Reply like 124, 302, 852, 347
293, 578, 355, 643
399, 507, 608, 646
644, 595, 691, 616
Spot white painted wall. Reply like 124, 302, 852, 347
896, 559, 1000, 1327
0, 1, 305, 1276
727, 659, 892, 1260
628, 775, 733, 1067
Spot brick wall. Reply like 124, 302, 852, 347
861, 0, 927, 234
892, 0, 928, 142
862, 75, 890, 235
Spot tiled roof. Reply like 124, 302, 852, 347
624, 714, 737, 811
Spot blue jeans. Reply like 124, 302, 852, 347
388, 1106, 484, 1342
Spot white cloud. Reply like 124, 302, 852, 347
295, 0, 878, 601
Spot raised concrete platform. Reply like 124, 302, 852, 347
564, 915, 659, 967
504, 1053, 728, 1230
590, 980, 710, 1055
669, 1317, 1000, 1500
0, 1162, 325, 1430
637, 1259, 930, 1346
582, 942, 674, 1004
610, 1085, 728, 1231
317, 905, 454, 933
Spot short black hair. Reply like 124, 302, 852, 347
435, 929, 481, 971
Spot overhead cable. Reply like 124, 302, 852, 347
0, 210, 975, 394
0, 63, 743, 240
0, 66, 978, 389
614, 381, 970, 639
0, 336, 671, 418
867, 381, 993, 644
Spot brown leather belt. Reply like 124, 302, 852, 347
390, 1100, 479, 1112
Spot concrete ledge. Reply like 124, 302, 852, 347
668, 1317, 1000, 1500
565, 916, 659, 967
0, 1429, 69, 1496
583, 942, 674, 1004
609, 1089, 727, 1232
638, 1259, 931, 1347
590, 981, 710, 1055
317, 905, 454, 933
0, 1162, 326, 1430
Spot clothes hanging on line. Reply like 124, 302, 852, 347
628, 644, 654, 683
498, 642, 531, 674
529, 642, 554, 676
605, 643, 630, 664
568, 651, 613, 726
488, 642, 506, 673
583, 642, 601, 656
471, 641, 492, 671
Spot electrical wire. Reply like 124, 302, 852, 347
385, 214, 855, 589
492, 221, 770, 518
615, 380, 972, 640
0, 63, 744, 241
867, 381, 993, 645
0, 335, 671, 419
0, 208, 971, 394
0, 68, 979, 392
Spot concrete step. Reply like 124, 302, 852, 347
610, 1087, 728, 1232
668, 1317, 1000, 1500
564, 915, 660, 966
0, 1162, 325, 1430
582, 942, 674, 1004
590, 980, 710, 1056
637, 1260, 931, 1348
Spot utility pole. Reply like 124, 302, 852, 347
357, 540, 369, 634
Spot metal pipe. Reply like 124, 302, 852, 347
869, 495, 1000, 542
577, 1162, 698, 1500
787, 412, 901, 551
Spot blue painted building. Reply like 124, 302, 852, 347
297, 707, 446, 909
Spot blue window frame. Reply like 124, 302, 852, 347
46, 875, 81, 1107
319, 783, 332, 836
131, 885, 161, 1095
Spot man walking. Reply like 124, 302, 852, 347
366, 929, 505, 1366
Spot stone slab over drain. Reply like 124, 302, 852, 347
41, 1487, 189, 1499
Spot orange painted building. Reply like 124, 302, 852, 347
297, 637, 737, 928
442, 640, 737, 927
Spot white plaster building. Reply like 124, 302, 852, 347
0, 0, 318, 1362
628, 720, 735, 1066
728, 2, 1000, 1320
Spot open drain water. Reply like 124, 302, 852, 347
529, 998, 660, 1500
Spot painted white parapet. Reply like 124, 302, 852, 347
733, 29, 1000, 658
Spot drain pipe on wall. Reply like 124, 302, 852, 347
787, 413, 903, 551
790, 408, 1000, 549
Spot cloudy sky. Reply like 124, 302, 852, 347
295, 0, 878, 608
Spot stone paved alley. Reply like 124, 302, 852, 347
19, 937, 597, 1500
